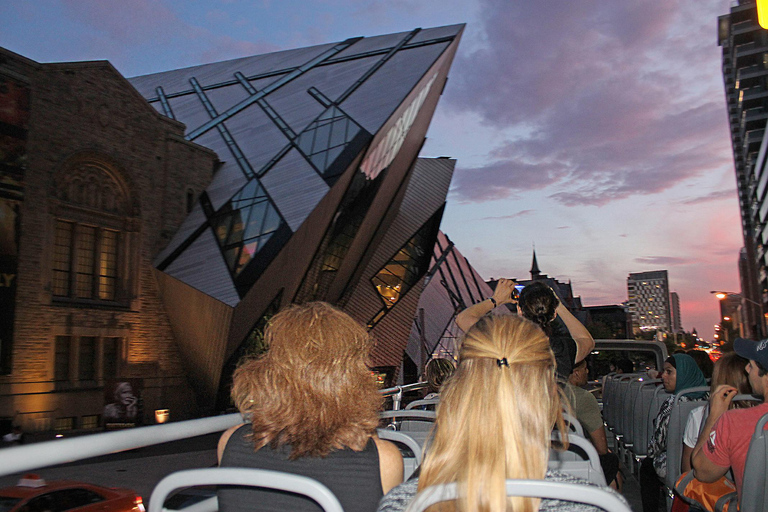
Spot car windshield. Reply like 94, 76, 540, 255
0, 496, 22, 512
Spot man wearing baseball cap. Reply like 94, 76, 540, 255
691, 337, 768, 499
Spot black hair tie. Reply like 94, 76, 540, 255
497, 358, 509, 367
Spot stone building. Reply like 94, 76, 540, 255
0, 47, 219, 433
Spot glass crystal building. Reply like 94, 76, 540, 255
128, 25, 465, 411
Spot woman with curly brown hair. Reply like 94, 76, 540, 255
217, 302, 403, 512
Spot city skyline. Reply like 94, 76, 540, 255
0, 0, 742, 337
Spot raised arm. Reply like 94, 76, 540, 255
556, 302, 594, 363
455, 278, 517, 333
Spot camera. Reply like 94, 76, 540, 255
512, 284, 524, 299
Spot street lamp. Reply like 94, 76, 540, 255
710, 291, 764, 340
710, 291, 761, 307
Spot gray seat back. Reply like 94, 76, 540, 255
562, 412, 585, 437
739, 411, 768, 512
614, 374, 642, 439
377, 429, 422, 480
549, 432, 607, 486
622, 376, 648, 447
405, 398, 440, 410
404, 480, 632, 512
149, 467, 344, 512
379, 410, 436, 450
603, 374, 619, 430
664, 386, 709, 491
645, 385, 672, 451
632, 380, 662, 456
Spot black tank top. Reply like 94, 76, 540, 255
218, 424, 384, 512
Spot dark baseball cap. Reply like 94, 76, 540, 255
734, 338, 768, 370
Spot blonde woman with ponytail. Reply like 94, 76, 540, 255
377, 314, 626, 512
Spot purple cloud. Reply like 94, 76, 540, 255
450, 160, 569, 202
444, 0, 732, 206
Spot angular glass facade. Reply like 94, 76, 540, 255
134, 27, 459, 306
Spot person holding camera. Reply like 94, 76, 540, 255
456, 278, 594, 381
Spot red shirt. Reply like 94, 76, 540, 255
704, 402, 768, 496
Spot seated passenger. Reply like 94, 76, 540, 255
455, 279, 594, 381
422, 357, 456, 400
218, 302, 403, 512
681, 352, 753, 472
566, 359, 621, 490
687, 349, 714, 380
641, 354, 707, 512
692, 338, 768, 501
614, 358, 634, 374
377, 314, 626, 512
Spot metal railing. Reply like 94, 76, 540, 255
380, 381, 428, 410
0, 382, 428, 478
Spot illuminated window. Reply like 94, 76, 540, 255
81, 415, 99, 430
54, 417, 75, 431
53, 221, 119, 301
368, 208, 443, 328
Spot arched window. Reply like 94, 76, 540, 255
52, 157, 134, 304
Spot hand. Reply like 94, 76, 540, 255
709, 384, 737, 420
492, 278, 518, 306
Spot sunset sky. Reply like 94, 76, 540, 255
0, 0, 742, 337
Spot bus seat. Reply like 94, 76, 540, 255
663, 386, 709, 495
738, 410, 768, 512
148, 467, 344, 512
549, 432, 607, 486
377, 429, 422, 480
404, 398, 440, 410
406, 479, 632, 512
631, 380, 662, 459
562, 412, 585, 438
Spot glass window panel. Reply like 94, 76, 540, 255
75, 225, 96, 298
99, 230, 117, 300
55, 336, 71, 382
297, 131, 314, 154
224, 246, 240, 272
53, 221, 73, 296
78, 336, 96, 381
260, 204, 282, 235
81, 415, 99, 430
242, 201, 268, 240
311, 151, 328, 171
237, 239, 260, 272
329, 119, 348, 148
215, 215, 233, 244
225, 211, 246, 246
324, 146, 345, 169
54, 417, 74, 431
312, 122, 332, 154
102, 337, 118, 381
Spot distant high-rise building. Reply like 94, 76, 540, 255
670, 291, 683, 333
627, 270, 671, 333
718, 2, 766, 335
